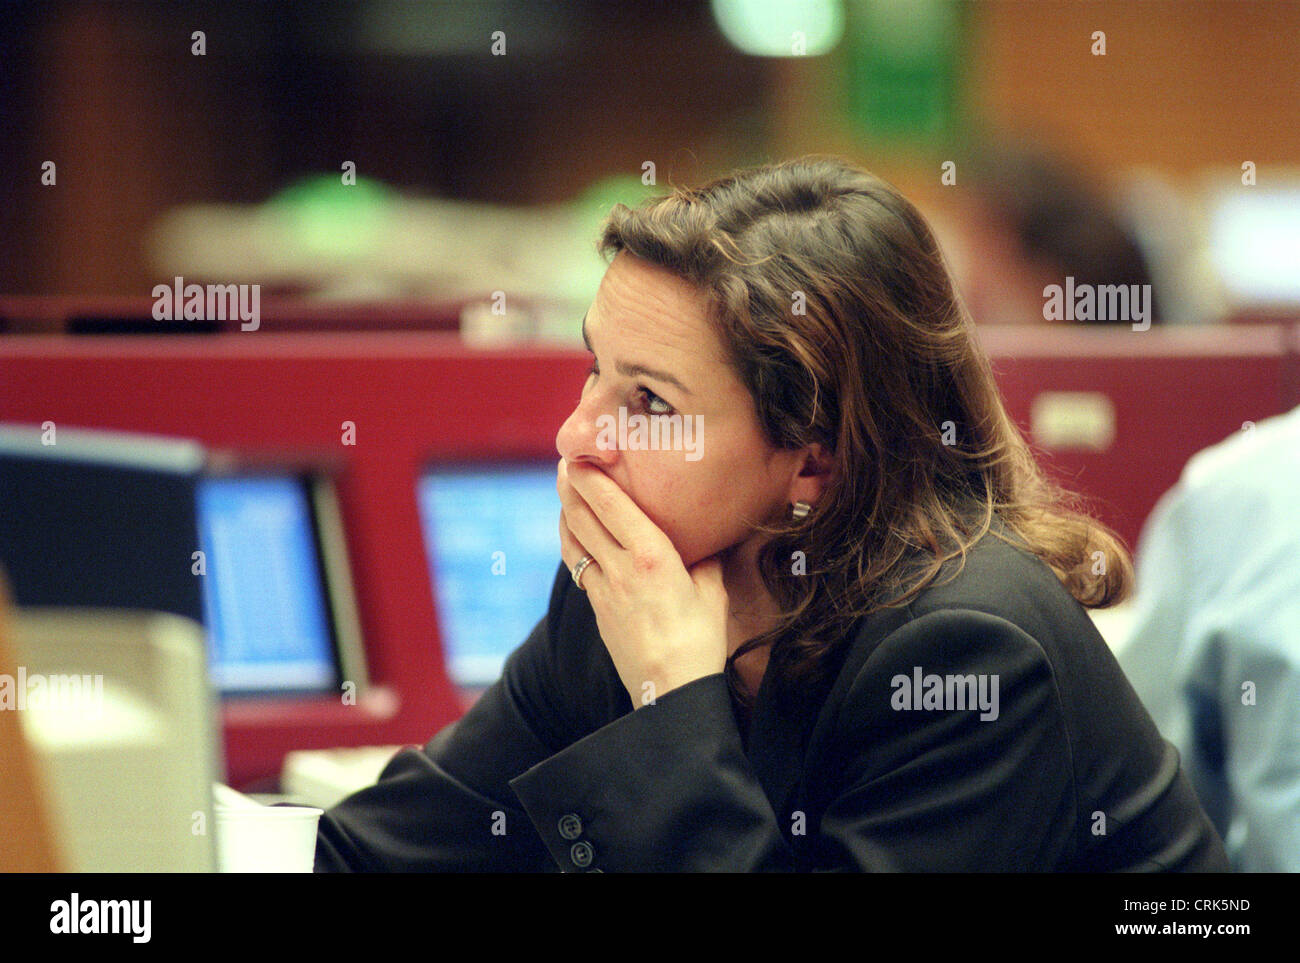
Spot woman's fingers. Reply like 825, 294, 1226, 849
561, 459, 673, 559
556, 459, 622, 562
558, 509, 601, 591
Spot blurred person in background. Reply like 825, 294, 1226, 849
952, 136, 1164, 327
1118, 404, 1300, 872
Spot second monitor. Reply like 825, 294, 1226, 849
418, 463, 563, 690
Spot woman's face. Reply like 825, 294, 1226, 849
556, 250, 822, 570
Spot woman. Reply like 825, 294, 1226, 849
315, 156, 1229, 871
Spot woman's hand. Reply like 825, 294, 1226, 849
557, 458, 729, 708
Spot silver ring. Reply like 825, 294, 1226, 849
571, 554, 594, 590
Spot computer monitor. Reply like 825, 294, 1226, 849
197, 473, 360, 697
0, 424, 206, 624
417, 463, 563, 688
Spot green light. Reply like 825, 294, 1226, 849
572, 174, 661, 228
264, 174, 396, 260
560, 174, 665, 303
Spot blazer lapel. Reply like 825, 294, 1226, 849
746, 602, 918, 819
744, 659, 808, 820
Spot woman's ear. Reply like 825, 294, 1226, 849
787, 442, 835, 508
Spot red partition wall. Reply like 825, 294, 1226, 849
977, 324, 1297, 551
2, 322, 1296, 784
0, 332, 592, 786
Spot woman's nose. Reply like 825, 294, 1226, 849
555, 395, 618, 466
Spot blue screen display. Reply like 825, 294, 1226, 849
418, 465, 562, 687
197, 476, 337, 694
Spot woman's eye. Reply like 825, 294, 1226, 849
638, 388, 673, 416
585, 362, 672, 416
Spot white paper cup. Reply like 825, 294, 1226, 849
215, 804, 324, 873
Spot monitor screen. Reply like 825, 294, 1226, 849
197, 475, 339, 695
418, 464, 562, 687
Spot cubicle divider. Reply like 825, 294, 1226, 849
1, 321, 1296, 784
980, 323, 1298, 551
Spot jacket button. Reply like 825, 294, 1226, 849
558, 813, 583, 840
570, 841, 594, 868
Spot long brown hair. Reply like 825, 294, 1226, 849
595, 155, 1134, 708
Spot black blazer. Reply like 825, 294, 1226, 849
315, 525, 1230, 872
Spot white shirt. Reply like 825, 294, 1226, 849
1118, 404, 1300, 871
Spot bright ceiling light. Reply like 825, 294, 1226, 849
711, 0, 845, 57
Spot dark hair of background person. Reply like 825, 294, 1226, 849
964, 138, 1164, 325
596, 155, 1136, 710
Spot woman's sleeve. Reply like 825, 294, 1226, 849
314, 562, 628, 872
